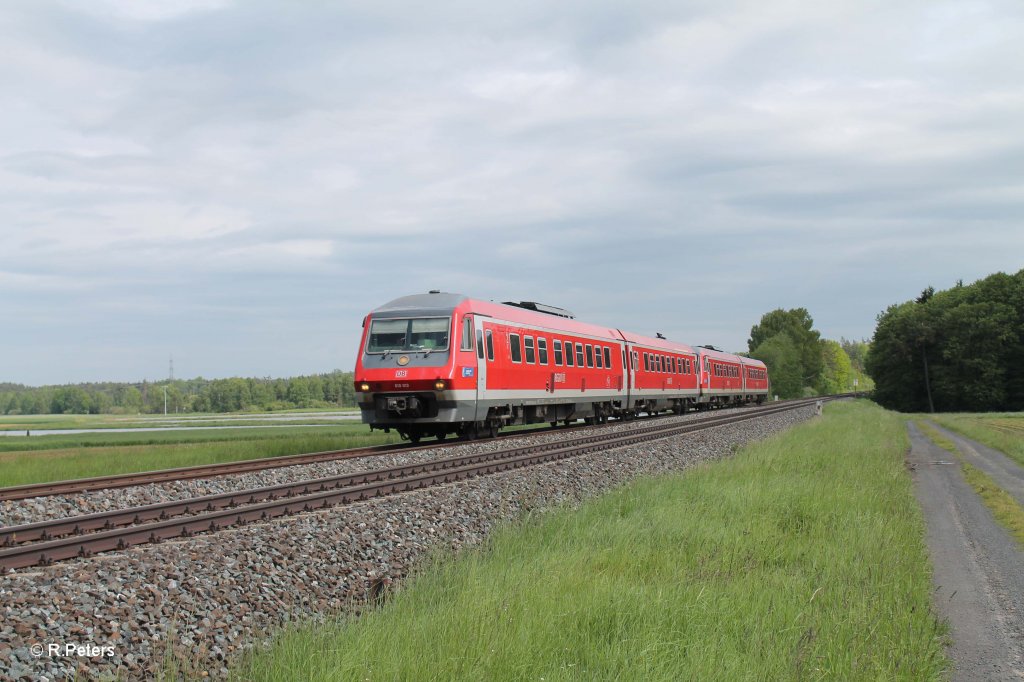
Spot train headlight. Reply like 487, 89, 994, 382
359, 383, 371, 392
434, 380, 446, 391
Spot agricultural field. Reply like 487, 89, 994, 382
233, 400, 948, 681
0, 417, 395, 489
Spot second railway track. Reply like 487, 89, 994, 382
0, 397, 835, 570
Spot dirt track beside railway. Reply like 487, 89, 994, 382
906, 421, 1024, 680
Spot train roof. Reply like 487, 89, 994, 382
371, 292, 469, 318
369, 293, 622, 340
617, 330, 695, 354
368, 294, 759, 366
695, 345, 766, 368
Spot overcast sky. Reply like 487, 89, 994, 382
1, 0, 1021, 386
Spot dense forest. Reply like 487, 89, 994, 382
746, 308, 871, 400
866, 269, 1024, 413
0, 371, 357, 415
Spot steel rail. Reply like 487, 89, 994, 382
0, 397, 838, 570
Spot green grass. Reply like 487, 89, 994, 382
0, 426, 399, 488
929, 413, 1024, 469
917, 420, 1024, 549
0, 410, 359, 432
232, 400, 947, 681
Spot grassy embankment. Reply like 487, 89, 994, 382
917, 420, 1024, 548
0, 426, 399, 489
233, 400, 947, 681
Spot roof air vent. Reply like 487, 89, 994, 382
501, 301, 575, 319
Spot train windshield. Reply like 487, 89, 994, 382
366, 317, 450, 353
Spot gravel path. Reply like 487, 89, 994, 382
928, 421, 1024, 509
1, 406, 813, 681
906, 421, 1024, 681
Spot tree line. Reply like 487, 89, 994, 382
747, 308, 872, 399
0, 371, 357, 415
866, 269, 1024, 413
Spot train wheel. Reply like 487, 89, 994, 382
409, 432, 422, 444
550, 421, 558, 429
436, 432, 446, 442
489, 424, 499, 438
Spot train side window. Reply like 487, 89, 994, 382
485, 330, 494, 361
524, 336, 536, 364
565, 340, 575, 367
538, 337, 548, 365
633, 351, 638, 370
644, 353, 650, 371
553, 339, 563, 365
460, 316, 473, 351
476, 330, 484, 359
585, 345, 594, 367
576, 343, 586, 367
595, 346, 603, 368
621, 349, 626, 369
510, 333, 522, 363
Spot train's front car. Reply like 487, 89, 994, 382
354, 292, 474, 442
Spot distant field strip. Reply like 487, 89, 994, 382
234, 401, 947, 681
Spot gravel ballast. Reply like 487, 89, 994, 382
0, 406, 816, 680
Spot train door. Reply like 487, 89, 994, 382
626, 345, 638, 409
473, 316, 490, 421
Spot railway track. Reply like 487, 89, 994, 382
0, 396, 837, 570
0, 398, 828, 502
0, 417, 609, 502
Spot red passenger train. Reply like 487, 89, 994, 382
354, 292, 769, 442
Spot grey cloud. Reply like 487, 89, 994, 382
0, 0, 1021, 384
